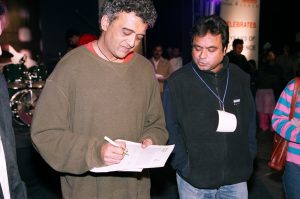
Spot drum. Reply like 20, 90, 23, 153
10, 88, 42, 127
2, 64, 26, 89
26, 65, 48, 88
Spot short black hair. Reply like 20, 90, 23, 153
65, 28, 80, 41
232, 38, 244, 48
100, 0, 157, 28
191, 15, 229, 50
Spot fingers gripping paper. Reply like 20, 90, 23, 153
90, 140, 174, 173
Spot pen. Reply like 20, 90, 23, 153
104, 136, 128, 155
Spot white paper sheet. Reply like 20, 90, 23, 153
90, 140, 174, 173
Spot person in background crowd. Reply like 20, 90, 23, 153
149, 44, 171, 95
276, 43, 296, 86
77, 33, 97, 46
226, 38, 251, 75
248, 59, 258, 98
64, 28, 80, 52
256, 49, 283, 132
30, 0, 168, 198
65, 30, 97, 52
163, 15, 256, 198
272, 61, 300, 199
169, 47, 183, 74
0, 1, 27, 198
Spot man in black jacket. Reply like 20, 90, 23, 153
0, 2, 27, 198
163, 15, 256, 198
226, 38, 251, 75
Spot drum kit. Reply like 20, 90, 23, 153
2, 64, 48, 127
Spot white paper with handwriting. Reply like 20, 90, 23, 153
90, 140, 174, 173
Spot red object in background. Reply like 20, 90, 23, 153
77, 33, 97, 46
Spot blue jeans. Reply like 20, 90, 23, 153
176, 173, 248, 199
283, 161, 300, 199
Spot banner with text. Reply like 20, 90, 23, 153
220, 0, 260, 62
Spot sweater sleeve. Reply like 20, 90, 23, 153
31, 80, 104, 174
272, 79, 300, 143
139, 75, 169, 145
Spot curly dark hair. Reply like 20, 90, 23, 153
191, 15, 229, 50
100, 0, 157, 28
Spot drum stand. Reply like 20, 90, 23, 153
10, 69, 44, 127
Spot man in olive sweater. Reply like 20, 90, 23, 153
31, 0, 168, 198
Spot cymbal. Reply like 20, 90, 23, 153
8, 82, 26, 89
28, 81, 45, 89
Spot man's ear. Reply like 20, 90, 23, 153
100, 15, 110, 31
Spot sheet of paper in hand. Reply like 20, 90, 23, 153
90, 140, 174, 173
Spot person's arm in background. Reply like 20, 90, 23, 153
247, 80, 257, 159
272, 79, 300, 143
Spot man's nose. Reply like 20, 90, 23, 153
127, 35, 135, 48
199, 49, 208, 58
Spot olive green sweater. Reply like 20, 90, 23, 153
31, 46, 169, 199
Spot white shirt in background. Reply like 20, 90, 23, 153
169, 57, 183, 74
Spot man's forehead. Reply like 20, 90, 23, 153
193, 34, 222, 44
110, 12, 148, 33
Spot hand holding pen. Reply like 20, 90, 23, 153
100, 136, 128, 166
104, 136, 128, 155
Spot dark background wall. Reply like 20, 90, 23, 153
39, 0, 192, 70
146, 0, 194, 64
0, 0, 41, 59
150, 0, 300, 63
2, 0, 299, 72
259, 0, 300, 53
39, 0, 99, 71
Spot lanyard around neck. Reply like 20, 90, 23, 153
192, 66, 229, 111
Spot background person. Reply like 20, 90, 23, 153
77, 33, 97, 46
64, 28, 80, 53
149, 44, 171, 95
169, 47, 183, 74
256, 49, 283, 132
226, 38, 251, 75
271, 61, 300, 199
248, 59, 258, 98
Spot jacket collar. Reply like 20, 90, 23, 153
191, 55, 229, 76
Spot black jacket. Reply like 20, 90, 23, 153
163, 56, 257, 189
226, 50, 251, 75
0, 73, 27, 199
